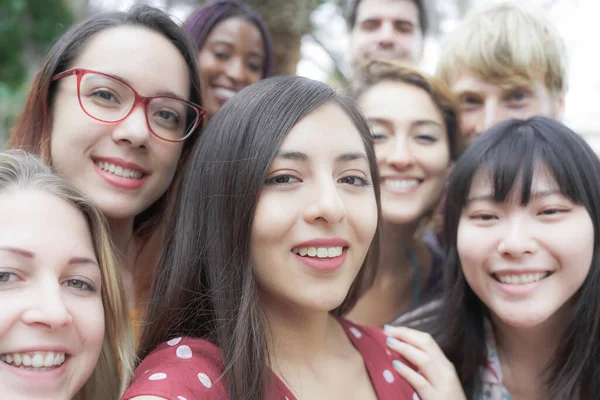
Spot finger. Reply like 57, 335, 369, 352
384, 325, 444, 358
386, 336, 440, 383
392, 359, 434, 400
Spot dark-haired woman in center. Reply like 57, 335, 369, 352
122, 76, 422, 399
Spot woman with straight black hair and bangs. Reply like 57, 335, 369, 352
390, 116, 600, 399
122, 76, 419, 400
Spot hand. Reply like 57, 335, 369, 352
383, 325, 466, 400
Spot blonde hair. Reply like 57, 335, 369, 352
437, 2, 568, 96
352, 59, 461, 160
0, 150, 135, 399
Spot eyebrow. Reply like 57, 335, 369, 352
109, 73, 185, 100
275, 151, 368, 163
466, 190, 564, 203
0, 246, 98, 267
367, 117, 443, 130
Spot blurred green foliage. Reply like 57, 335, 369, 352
0, 0, 74, 147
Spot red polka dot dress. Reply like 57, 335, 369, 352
122, 318, 418, 399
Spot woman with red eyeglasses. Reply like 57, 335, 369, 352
8, 5, 205, 345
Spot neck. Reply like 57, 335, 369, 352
107, 217, 137, 306
261, 294, 345, 369
107, 217, 135, 262
378, 221, 420, 275
491, 310, 568, 397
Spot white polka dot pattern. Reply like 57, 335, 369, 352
198, 372, 212, 388
383, 369, 395, 383
176, 345, 193, 359
167, 337, 182, 346
148, 372, 167, 381
386, 349, 392, 356
349, 327, 363, 338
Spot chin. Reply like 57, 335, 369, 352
495, 310, 552, 329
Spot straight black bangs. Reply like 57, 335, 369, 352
445, 117, 600, 238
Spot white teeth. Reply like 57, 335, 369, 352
497, 272, 550, 285
385, 179, 420, 191
95, 161, 143, 179
213, 87, 237, 100
0, 351, 66, 370
22, 354, 32, 367
292, 246, 343, 258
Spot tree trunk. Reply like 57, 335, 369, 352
238, 0, 319, 75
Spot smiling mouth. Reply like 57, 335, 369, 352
0, 351, 67, 372
492, 272, 553, 285
94, 160, 144, 180
292, 246, 345, 259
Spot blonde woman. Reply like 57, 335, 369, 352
348, 61, 459, 326
0, 150, 134, 399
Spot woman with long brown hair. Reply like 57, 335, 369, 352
8, 5, 205, 340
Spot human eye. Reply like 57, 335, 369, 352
213, 49, 231, 61
246, 60, 263, 73
415, 133, 438, 143
0, 271, 19, 283
395, 21, 414, 34
537, 207, 570, 217
458, 95, 481, 110
361, 19, 380, 31
155, 109, 181, 126
265, 174, 300, 186
90, 88, 120, 104
505, 89, 529, 107
339, 175, 372, 187
471, 214, 497, 221
63, 278, 96, 292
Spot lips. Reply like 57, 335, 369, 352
381, 177, 423, 193
211, 86, 239, 106
291, 238, 349, 272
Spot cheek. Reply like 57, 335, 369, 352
349, 192, 378, 244
155, 144, 184, 183
198, 50, 222, 77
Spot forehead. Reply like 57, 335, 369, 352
73, 26, 190, 99
356, 0, 419, 22
359, 81, 444, 124
205, 17, 264, 51
0, 190, 95, 259
468, 164, 559, 199
279, 103, 367, 154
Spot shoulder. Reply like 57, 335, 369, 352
121, 337, 228, 400
338, 319, 417, 399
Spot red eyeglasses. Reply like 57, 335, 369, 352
52, 68, 205, 142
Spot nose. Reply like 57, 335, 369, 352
386, 136, 415, 169
476, 101, 504, 135
304, 176, 346, 225
21, 283, 73, 329
225, 57, 248, 83
376, 21, 396, 48
497, 216, 537, 257
112, 104, 151, 148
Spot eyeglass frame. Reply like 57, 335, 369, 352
52, 68, 205, 142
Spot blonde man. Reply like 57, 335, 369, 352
438, 2, 568, 152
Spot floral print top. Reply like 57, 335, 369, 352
475, 320, 512, 400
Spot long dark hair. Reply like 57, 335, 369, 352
8, 5, 204, 302
440, 117, 600, 399
138, 76, 381, 399
183, 0, 274, 78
